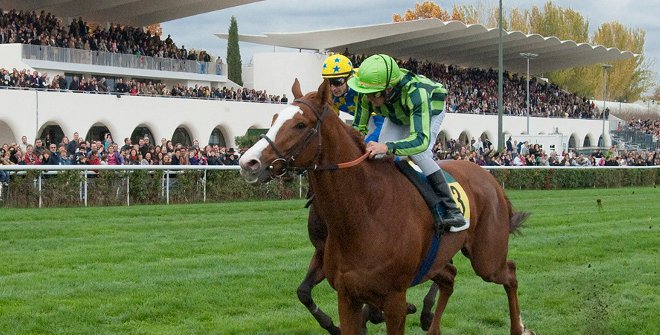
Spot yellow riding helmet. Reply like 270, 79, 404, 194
322, 54, 354, 78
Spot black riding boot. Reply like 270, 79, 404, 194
427, 170, 466, 230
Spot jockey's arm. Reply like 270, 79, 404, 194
352, 94, 371, 135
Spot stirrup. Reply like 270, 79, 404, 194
437, 212, 465, 232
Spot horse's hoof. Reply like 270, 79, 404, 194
420, 312, 433, 331
367, 310, 385, 324
406, 303, 417, 314
328, 325, 341, 335
522, 329, 536, 335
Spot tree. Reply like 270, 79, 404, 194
592, 22, 653, 102
393, 1, 653, 102
145, 23, 162, 36
457, 3, 485, 25
652, 85, 660, 101
393, 1, 450, 22
508, 8, 529, 33
227, 16, 242, 86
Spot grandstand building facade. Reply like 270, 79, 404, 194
1, 5, 638, 152
1, 45, 614, 151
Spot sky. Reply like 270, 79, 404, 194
161, 0, 660, 91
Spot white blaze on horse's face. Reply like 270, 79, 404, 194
239, 105, 302, 171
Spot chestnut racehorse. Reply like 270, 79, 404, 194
239, 80, 534, 335
297, 202, 430, 335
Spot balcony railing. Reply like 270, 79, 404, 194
21, 44, 222, 75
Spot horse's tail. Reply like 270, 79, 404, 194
509, 211, 530, 236
506, 197, 530, 235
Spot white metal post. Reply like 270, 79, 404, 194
38, 172, 42, 208
84, 170, 88, 207
520, 53, 538, 135
601, 64, 612, 147
203, 169, 207, 203
166, 170, 170, 205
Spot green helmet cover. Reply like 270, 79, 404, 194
347, 54, 403, 94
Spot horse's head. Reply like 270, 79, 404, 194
239, 79, 333, 184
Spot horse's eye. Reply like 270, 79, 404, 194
295, 122, 306, 129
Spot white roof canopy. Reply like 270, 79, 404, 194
0, 0, 262, 26
216, 18, 636, 74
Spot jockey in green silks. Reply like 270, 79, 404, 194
348, 54, 465, 230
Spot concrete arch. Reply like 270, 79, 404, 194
597, 133, 610, 148
0, 120, 17, 146
437, 130, 450, 148
438, 127, 458, 143
583, 133, 595, 148
37, 122, 65, 146
479, 130, 495, 142
130, 124, 156, 145
171, 125, 193, 146
568, 133, 579, 149
86, 122, 112, 143
458, 130, 472, 147
209, 124, 230, 147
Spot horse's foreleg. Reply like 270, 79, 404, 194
338, 293, 366, 335
297, 250, 340, 335
381, 291, 408, 335
427, 263, 457, 335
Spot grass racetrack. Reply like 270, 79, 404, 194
0, 187, 657, 334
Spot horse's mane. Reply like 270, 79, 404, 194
302, 91, 366, 151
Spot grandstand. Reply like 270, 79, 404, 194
0, 4, 652, 156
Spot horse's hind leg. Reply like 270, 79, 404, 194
297, 250, 340, 335
500, 260, 534, 335
472, 257, 533, 335
420, 282, 439, 331
426, 263, 457, 335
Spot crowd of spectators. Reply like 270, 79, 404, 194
432, 134, 659, 167
0, 9, 213, 61
348, 53, 602, 120
625, 118, 660, 141
0, 132, 245, 185
2, 120, 658, 187
1, 67, 289, 103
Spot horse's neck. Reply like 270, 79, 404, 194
309, 122, 379, 240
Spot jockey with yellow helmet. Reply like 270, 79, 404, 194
322, 54, 383, 143
348, 54, 465, 230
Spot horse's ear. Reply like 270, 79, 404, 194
292, 78, 303, 99
317, 80, 332, 106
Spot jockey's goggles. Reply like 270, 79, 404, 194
366, 90, 384, 98
328, 77, 347, 87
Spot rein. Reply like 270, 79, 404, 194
260, 98, 369, 178
314, 152, 369, 171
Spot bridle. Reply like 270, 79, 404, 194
259, 98, 369, 179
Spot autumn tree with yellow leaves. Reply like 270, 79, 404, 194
392, 1, 653, 101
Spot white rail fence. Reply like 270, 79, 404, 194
0, 165, 267, 207
0, 165, 657, 208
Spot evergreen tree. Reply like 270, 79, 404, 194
227, 16, 243, 86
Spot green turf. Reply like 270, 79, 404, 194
0, 187, 657, 334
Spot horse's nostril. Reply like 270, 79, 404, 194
245, 159, 261, 171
